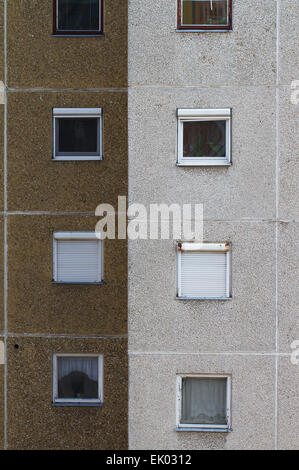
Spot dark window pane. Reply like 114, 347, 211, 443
183, 120, 226, 158
58, 117, 98, 154
58, 0, 100, 31
182, 0, 228, 26
57, 357, 98, 399
181, 377, 227, 425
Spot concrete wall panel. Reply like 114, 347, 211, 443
278, 223, 298, 353
277, 356, 299, 450
7, 215, 127, 335
0, 216, 3, 333
7, 0, 127, 89
279, 0, 299, 85
129, 354, 275, 450
7, 91, 127, 212
7, 336, 128, 449
128, 0, 277, 87
129, 221, 276, 353
0, 1, 3, 83
278, 86, 298, 220
128, 86, 276, 220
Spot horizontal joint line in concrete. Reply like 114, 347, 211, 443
128, 351, 292, 357
4, 333, 128, 340
8, 88, 128, 93
128, 84, 292, 90
126, 216, 297, 224
1, 211, 96, 216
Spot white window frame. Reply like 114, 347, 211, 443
53, 231, 103, 284
176, 242, 232, 300
176, 374, 232, 432
180, 0, 229, 28
177, 108, 231, 166
53, 108, 103, 161
55, 0, 102, 33
53, 353, 104, 405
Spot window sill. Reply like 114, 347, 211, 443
52, 281, 104, 285
52, 402, 104, 407
176, 29, 232, 33
176, 162, 231, 167
176, 296, 232, 301
52, 34, 104, 38
176, 427, 232, 433
52, 157, 102, 162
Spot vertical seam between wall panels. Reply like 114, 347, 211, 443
274, 0, 280, 452
3, 0, 8, 451
127, 3, 130, 449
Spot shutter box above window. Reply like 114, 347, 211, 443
177, 243, 231, 299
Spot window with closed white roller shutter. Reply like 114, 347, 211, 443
177, 243, 231, 299
53, 232, 103, 283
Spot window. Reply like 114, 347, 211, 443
177, 109, 231, 166
177, 0, 232, 31
176, 375, 231, 431
177, 242, 231, 299
53, 354, 103, 405
53, 232, 103, 284
53, 0, 103, 35
53, 108, 102, 161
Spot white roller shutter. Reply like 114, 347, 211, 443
178, 247, 230, 299
55, 239, 102, 283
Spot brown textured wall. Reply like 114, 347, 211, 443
7, 0, 128, 89
4, 0, 128, 451
0, 1, 3, 82
0, 216, 3, 333
7, 215, 127, 335
0, 0, 4, 451
7, 91, 127, 212
0, 108, 3, 211
0, 364, 3, 449
7, 336, 128, 450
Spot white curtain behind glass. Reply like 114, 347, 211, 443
58, 357, 98, 381
181, 377, 227, 424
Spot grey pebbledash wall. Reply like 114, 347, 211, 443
128, 0, 299, 450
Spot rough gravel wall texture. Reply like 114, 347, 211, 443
6, 336, 128, 450
7, 0, 128, 89
2, 0, 128, 450
7, 214, 127, 336
128, 0, 299, 450
7, 91, 127, 212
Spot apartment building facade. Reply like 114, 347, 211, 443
0, 0, 298, 451
0, 0, 128, 449
128, 0, 298, 450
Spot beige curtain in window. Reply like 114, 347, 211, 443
181, 377, 227, 425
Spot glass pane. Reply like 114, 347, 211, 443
58, 117, 98, 154
182, 0, 228, 26
58, 0, 100, 31
181, 377, 227, 425
57, 357, 99, 399
183, 120, 226, 158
